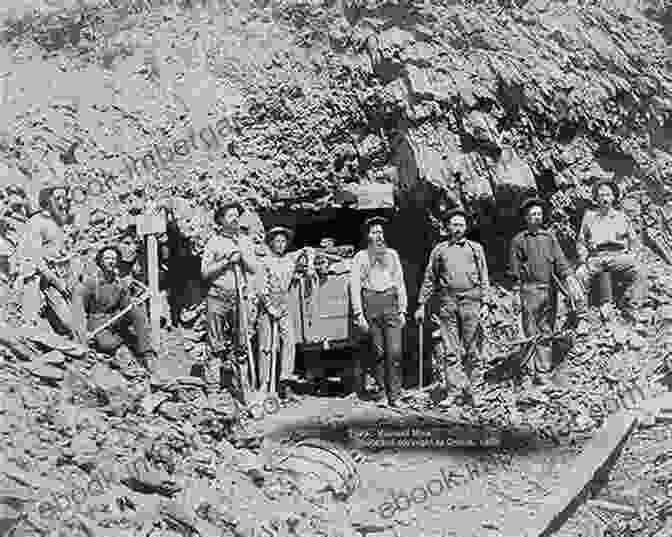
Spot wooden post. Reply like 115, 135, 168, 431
147, 234, 161, 351
137, 206, 166, 352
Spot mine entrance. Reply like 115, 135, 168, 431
261, 206, 436, 391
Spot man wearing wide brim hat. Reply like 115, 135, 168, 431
510, 196, 588, 384
266, 226, 295, 244
257, 224, 301, 399
201, 193, 259, 402
576, 178, 646, 321
349, 215, 408, 406
15, 181, 77, 334
414, 206, 492, 406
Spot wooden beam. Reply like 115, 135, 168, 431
522, 411, 638, 537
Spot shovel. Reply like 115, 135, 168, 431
249, 318, 282, 420
233, 263, 259, 407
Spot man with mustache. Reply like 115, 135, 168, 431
576, 179, 645, 321
510, 197, 587, 385
71, 245, 155, 378
15, 184, 78, 334
414, 208, 492, 406
201, 196, 258, 401
350, 216, 408, 407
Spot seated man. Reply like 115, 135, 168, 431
576, 179, 646, 321
72, 245, 156, 375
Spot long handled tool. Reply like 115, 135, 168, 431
269, 319, 279, 396
87, 292, 151, 340
233, 263, 257, 405
418, 319, 424, 390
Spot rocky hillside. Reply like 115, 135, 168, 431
0, 0, 670, 252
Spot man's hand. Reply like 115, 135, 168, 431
398, 312, 406, 328
355, 313, 369, 333
229, 251, 242, 264
512, 293, 521, 313
479, 303, 490, 320
414, 306, 425, 325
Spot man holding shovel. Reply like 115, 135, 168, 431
201, 197, 258, 402
258, 226, 301, 400
414, 208, 492, 407
71, 245, 156, 378
510, 197, 587, 385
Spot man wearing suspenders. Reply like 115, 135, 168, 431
414, 208, 492, 406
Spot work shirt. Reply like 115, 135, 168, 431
417, 239, 491, 305
71, 267, 132, 338
578, 209, 635, 254
509, 228, 570, 285
350, 247, 407, 316
260, 251, 300, 317
201, 233, 256, 297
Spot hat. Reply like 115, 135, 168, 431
362, 216, 389, 235
267, 226, 294, 243
519, 197, 546, 217
591, 179, 620, 201
443, 207, 467, 222
213, 196, 243, 220
5, 184, 26, 197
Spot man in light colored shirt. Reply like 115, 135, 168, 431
257, 226, 301, 398
414, 208, 492, 406
201, 197, 258, 401
350, 216, 407, 407
576, 179, 645, 320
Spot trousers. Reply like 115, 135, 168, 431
435, 292, 482, 392
579, 251, 645, 308
258, 311, 296, 389
22, 275, 75, 335
359, 288, 403, 402
520, 284, 555, 375
88, 306, 152, 357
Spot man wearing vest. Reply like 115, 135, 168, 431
576, 179, 645, 321
350, 216, 408, 408
414, 208, 492, 406
201, 197, 258, 401
510, 197, 587, 384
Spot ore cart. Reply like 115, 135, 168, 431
288, 256, 364, 386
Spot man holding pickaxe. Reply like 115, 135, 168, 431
71, 245, 156, 378
414, 208, 493, 407
201, 197, 258, 403
510, 197, 587, 385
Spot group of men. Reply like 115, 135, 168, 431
348, 177, 645, 408
1, 175, 647, 412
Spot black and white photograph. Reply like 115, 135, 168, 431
0, 0, 671, 536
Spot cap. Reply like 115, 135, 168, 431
443, 207, 467, 222
267, 226, 294, 243
519, 196, 546, 217
591, 179, 620, 201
